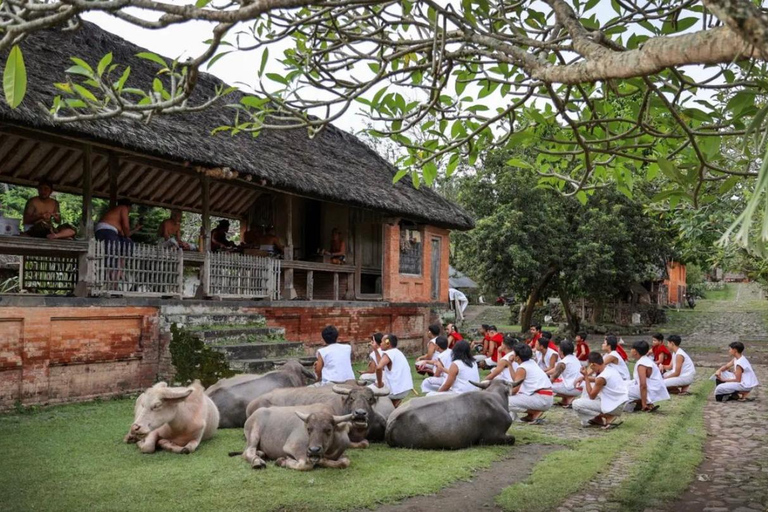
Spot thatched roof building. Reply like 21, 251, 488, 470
0, 22, 473, 230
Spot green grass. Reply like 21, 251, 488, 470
0, 398, 512, 512
496, 377, 713, 512
702, 283, 737, 301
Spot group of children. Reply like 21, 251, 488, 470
313, 323, 761, 429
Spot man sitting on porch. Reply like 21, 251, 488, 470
320, 227, 346, 264
22, 180, 76, 239
95, 199, 141, 243
211, 220, 237, 252
158, 209, 192, 250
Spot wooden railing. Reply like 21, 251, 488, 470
206, 251, 280, 300
89, 240, 183, 298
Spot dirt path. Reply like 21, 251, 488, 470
369, 444, 560, 512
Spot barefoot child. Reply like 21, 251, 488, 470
662, 335, 696, 394
572, 352, 629, 428
713, 341, 760, 402
627, 340, 670, 412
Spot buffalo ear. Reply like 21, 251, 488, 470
469, 380, 491, 389
152, 382, 169, 389
160, 387, 193, 401
301, 367, 317, 381
332, 385, 352, 396
296, 411, 311, 423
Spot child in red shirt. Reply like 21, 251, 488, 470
651, 333, 672, 368
575, 332, 590, 365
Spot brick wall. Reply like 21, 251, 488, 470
382, 223, 450, 304
0, 306, 160, 409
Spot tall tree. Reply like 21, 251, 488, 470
453, 152, 674, 332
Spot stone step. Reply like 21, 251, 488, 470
197, 326, 286, 345
212, 341, 304, 361
229, 356, 316, 374
166, 313, 267, 329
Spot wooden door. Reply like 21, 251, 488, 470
431, 237, 441, 301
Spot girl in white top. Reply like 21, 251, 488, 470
713, 341, 761, 400
359, 333, 384, 384
315, 326, 355, 385
572, 352, 629, 427
627, 341, 670, 411
602, 336, 630, 381
431, 341, 481, 395
662, 335, 696, 393
484, 336, 519, 383
371, 334, 414, 406
550, 340, 583, 405
507, 343, 553, 422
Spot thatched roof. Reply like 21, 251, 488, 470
0, 22, 473, 230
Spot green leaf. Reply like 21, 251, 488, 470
65, 65, 93, 78
64, 98, 87, 108
97, 52, 113, 77
114, 66, 131, 92
657, 157, 682, 183
575, 190, 588, 205
136, 52, 168, 69
727, 91, 756, 117
3, 46, 27, 109
266, 73, 288, 85
73, 84, 97, 102
506, 158, 533, 169
422, 162, 437, 186
368, 62, 380, 74
392, 169, 408, 184
152, 78, 164, 93
719, 176, 740, 195
446, 154, 460, 177
675, 17, 698, 31
70, 57, 94, 75
411, 171, 420, 189
195, 0, 212, 6
240, 96, 268, 109
259, 49, 269, 77
206, 51, 232, 70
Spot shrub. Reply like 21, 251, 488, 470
169, 323, 234, 387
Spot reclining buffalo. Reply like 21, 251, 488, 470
385, 379, 517, 450
246, 384, 391, 446
206, 359, 316, 428
125, 380, 219, 454
233, 403, 355, 471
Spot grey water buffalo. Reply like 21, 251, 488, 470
124, 380, 219, 454
206, 359, 316, 428
235, 403, 355, 471
245, 384, 390, 446
385, 379, 517, 450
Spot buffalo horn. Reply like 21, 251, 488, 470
301, 367, 317, 380
295, 411, 311, 422
332, 413, 355, 425
469, 380, 491, 389
332, 385, 352, 396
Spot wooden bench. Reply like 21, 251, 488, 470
0, 236, 88, 257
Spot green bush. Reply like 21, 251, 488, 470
169, 323, 234, 387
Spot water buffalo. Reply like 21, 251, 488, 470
206, 360, 316, 428
245, 384, 390, 447
125, 380, 219, 454
385, 379, 517, 450
235, 403, 355, 471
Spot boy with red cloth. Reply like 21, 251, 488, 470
651, 333, 672, 368
575, 332, 590, 366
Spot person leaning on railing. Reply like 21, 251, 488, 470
95, 198, 141, 244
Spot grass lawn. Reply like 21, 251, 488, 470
702, 283, 737, 301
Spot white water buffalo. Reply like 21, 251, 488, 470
385, 379, 517, 450
124, 380, 219, 454
206, 360, 316, 428
235, 403, 355, 471
245, 384, 390, 446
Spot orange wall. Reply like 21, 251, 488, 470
664, 261, 687, 304
381, 223, 450, 303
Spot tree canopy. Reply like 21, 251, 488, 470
452, 151, 675, 331
3, 0, 768, 244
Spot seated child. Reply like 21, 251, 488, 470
371, 334, 414, 407
485, 335, 519, 383
414, 323, 442, 376
575, 332, 590, 367
651, 333, 672, 369
550, 340, 583, 406
428, 341, 480, 395
314, 325, 355, 385
359, 332, 384, 383
627, 340, 670, 412
572, 352, 629, 428
662, 335, 696, 394
420, 336, 454, 393
712, 341, 760, 401
506, 343, 553, 422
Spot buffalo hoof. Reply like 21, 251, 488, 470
180, 447, 190, 455
251, 459, 267, 470
124, 433, 138, 444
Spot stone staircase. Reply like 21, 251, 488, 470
166, 310, 314, 374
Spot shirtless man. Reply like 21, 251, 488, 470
321, 228, 346, 264
95, 199, 140, 243
22, 180, 76, 239
158, 209, 190, 250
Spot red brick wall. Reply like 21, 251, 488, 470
249, 304, 441, 358
664, 261, 687, 305
0, 307, 160, 409
382, 223, 450, 304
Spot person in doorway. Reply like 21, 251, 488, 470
211, 220, 236, 252
158, 209, 192, 250
371, 333, 414, 407
712, 341, 760, 401
506, 343, 553, 423
602, 335, 631, 381
651, 333, 672, 369
428, 340, 480, 395
572, 352, 629, 428
95, 198, 140, 243
22, 180, 77, 239
415, 323, 442, 375
320, 227, 346, 264
358, 332, 384, 384
550, 340, 583, 407
575, 332, 590, 366
626, 340, 670, 412
314, 325, 355, 385
420, 336, 454, 393
662, 335, 696, 394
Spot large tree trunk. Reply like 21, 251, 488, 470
519, 266, 558, 331
558, 286, 579, 337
